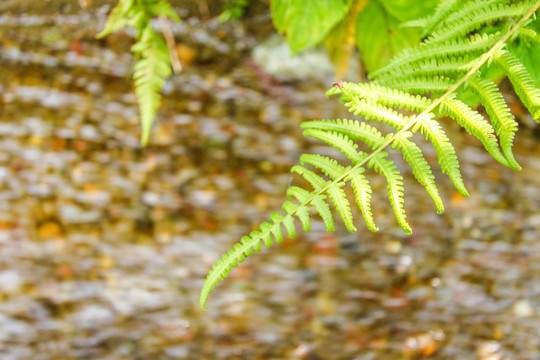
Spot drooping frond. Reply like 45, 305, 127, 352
200, 0, 540, 309
368, 152, 411, 235
98, 0, 179, 145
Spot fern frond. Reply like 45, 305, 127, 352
328, 82, 432, 112
494, 47, 540, 121
467, 74, 520, 169
288, 187, 335, 232
518, 27, 540, 48
440, 95, 509, 166
370, 32, 501, 79
391, 132, 444, 214
375, 56, 476, 83
200, 0, 540, 310
302, 130, 361, 163
346, 168, 378, 232
302, 119, 386, 149
426, 2, 532, 45
290, 165, 326, 190
343, 98, 409, 129
420, 0, 464, 37
97, 0, 130, 38
380, 75, 453, 94
98, 0, 179, 145
368, 152, 411, 234
299, 154, 357, 231
441, 0, 503, 26
417, 114, 469, 197
303, 121, 443, 213
132, 27, 172, 145
199, 208, 302, 309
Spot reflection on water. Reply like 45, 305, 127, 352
1, 1, 540, 359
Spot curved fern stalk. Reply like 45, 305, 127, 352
200, 1, 540, 310
98, 0, 180, 146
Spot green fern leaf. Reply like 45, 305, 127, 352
200, 0, 540, 309
302, 119, 385, 149
302, 129, 361, 163
375, 56, 476, 83
97, 0, 131, 38
467, 74, 520, 169
299, 154, 356, 232
148, 0, 181, 21
441, 0, 502, 27
368, 152, 411, 234
420, 0, 463, 37
391, 132, 444, 214
380, 75, 453, 94
440, 95, 509, 166
518, 27, 540, 48
426, 2, 532, 45
418, 114, 469, 197
132, 27, 172, 145
326, 182, 356, 232
494, 47, 540, 121
328, 82, 432, 112
290, 165, 326, 189
343, 98, 409, 129
346, 168, 378, 232
370, 32, 501, 79
98, 0, 179, 145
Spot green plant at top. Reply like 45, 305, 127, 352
98, 0, 179, 146
200, 0, 540, 309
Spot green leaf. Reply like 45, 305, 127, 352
271, 0, 352, 54
379, 0, 436, 22
511, 38, 540, 87
356, 0, 421, 73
